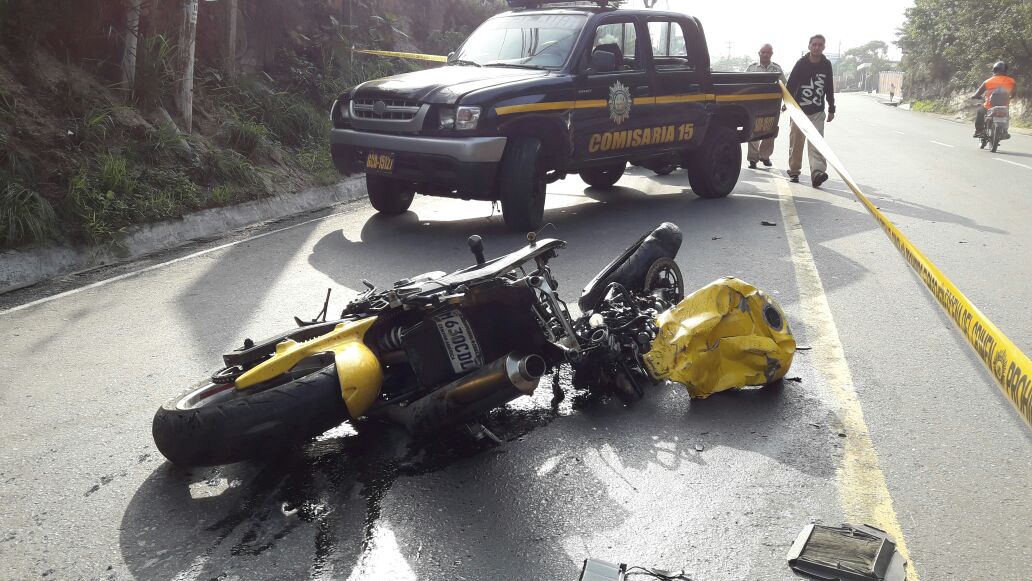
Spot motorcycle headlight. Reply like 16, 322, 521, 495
455, 106, 481, 130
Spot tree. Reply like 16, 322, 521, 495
898, 0, 1032, 95
176, 0, 199, 132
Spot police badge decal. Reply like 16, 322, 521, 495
608, 80, 632, 124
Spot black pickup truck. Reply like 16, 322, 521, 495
330, 0, 783, 231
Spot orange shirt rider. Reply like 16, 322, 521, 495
975, 74, 1016, 109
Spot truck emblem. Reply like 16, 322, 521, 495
608, 81, 632, 125
373, 100, 387, 116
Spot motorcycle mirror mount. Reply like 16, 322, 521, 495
468, 235, 486, 265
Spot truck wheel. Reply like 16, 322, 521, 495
686, 126, 741, 198
366, 174, 415, 214
579, 163, 625, 188
498, 137, 546, 232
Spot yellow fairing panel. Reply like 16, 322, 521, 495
644, 277, 795, 398
235, 317, 384, 418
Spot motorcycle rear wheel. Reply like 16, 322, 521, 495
644, 257, 685, 305
152, 365, 349, 466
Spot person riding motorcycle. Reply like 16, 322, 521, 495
973, 61, 1016, 139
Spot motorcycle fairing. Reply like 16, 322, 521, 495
644, 277, 795, 398
235, 317, 384, 417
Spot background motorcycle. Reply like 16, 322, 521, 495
974, 91, 1010, 153
152, 224, 684, 466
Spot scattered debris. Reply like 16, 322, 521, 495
761, 220, 777, 226
787, 523, 906, 581
796, 346, 813, 351
694, 444, 704, 452
711, 236, 722, 240
785, 377, 803, 383
838, 432, 847, 438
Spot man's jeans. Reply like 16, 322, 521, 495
788, 110, 827, 178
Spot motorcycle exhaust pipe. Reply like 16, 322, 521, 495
384, 352, 546, 435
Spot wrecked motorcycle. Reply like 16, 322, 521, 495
152, 223, 795, 466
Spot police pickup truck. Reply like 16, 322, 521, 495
330, 0, 783, 231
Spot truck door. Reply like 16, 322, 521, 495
643, 17, 707, 151
571, 17, 654, 164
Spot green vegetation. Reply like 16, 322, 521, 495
0, 178, 55, 245
0, 0, 506, 249
910, 99, 953, 114
899, 0, 1031, 99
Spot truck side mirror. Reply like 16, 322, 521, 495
447, 51, 455, 63
590, 50, 617, 74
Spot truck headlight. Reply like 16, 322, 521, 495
439, 107, 456, 129
455, 106, 481, 130
439, 106, 481, 130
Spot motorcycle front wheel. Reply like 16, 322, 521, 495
152, 365, 349, 466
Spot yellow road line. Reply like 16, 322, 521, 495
775, 177, 920, 581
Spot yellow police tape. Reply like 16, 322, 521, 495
353, 49, 448, 63
778, 81, 1032, 428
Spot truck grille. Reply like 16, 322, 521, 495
352, 98, 421, 121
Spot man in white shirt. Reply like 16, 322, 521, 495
745, 44, 786, 169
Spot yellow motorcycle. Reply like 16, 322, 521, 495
153, 224, 686, 466
152, 223, 795, 466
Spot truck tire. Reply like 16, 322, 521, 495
686, 125, 741, 198
579, 163, 625, 188
366, 174, 415, 214
498, 137, 546, 232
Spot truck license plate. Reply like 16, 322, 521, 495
365, 151, 395, 174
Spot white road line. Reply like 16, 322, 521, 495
995, 157, 1032, 170
893, 130, 906, 135
929, 140, 954, 148
0, 210, 347, 317
777, 178, 920, 579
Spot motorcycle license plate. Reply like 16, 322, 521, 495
433, 311, 483, 374
365, 151, 395, 174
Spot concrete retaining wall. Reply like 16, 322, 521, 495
0, 176, 366, 294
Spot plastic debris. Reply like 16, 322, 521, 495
786, 523, 906, 581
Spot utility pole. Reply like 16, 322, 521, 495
177, 0, 199, 133
227, 0, 238, 78
122, 0, 142, 89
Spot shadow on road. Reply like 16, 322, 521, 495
119, 367, 838, 579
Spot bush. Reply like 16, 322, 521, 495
0, 177, 56, 245
218, 118, 272, 158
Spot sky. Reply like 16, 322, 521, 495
623, 0, 913, 62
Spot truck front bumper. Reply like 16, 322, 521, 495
330, 129, 507, 196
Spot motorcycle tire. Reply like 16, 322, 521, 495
991, 128, 999, 153
578, 223, 683, 312
644, 257, 685, 305
498, 137, 546, 232
579, 163, 626, 188
366, 174, 415, 215
152, 365, 350, 466
686, 125, 741, 198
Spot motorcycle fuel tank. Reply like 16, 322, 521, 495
644, 277, 796, 398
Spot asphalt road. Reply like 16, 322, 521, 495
1, 93, 1029, 580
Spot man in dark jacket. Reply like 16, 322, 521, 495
786, 34, 835, 187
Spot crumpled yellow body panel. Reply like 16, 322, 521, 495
644, 277, 795, 398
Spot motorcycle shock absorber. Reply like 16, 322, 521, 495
379, 325, 406, 351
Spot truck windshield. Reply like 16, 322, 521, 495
451, 13, 587, 69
